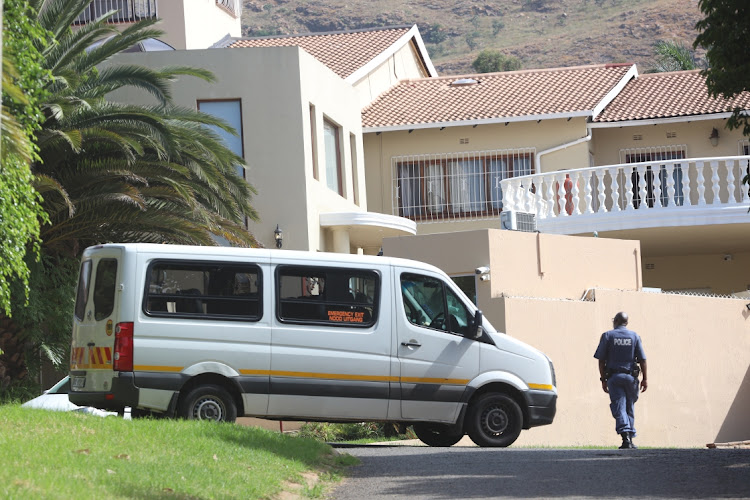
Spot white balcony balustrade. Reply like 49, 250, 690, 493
216, 0, 242, 17
500, 156, 750, 234
74, 0, 158, 25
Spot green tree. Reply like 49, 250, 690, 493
2, 0, 261, 395
694, 0, 750, 138
32, 0, 259, 254
650, 40, 698, 73
1, 0, 51, 317
472, 50, 522, 73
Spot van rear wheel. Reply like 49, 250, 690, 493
467, 393, 523, 447
413, 422, 463, 447
178, 385, 237, 423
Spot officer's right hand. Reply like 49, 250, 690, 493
601, 380, 608, 393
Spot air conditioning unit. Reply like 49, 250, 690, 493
500, 210, 537, 232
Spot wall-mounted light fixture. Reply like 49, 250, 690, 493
746, 302, 750, 311
274, 224, 283, 249
709, 127, 720, 147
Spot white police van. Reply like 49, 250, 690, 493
69, 243, 556, 447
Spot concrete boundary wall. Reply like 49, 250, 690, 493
384, 229, 750, 447
505, 289, 750, 448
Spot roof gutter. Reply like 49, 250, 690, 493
589, 112, 733, 128
363, 110, 591, 134
535, 130, 592, 172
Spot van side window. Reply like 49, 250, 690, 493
144, 261, 262, 321
93, 259, 118, 321
74, 260, 92, 321
401, 273, 470, 336
277, 266, 378, 327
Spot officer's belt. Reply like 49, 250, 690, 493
610, 367, 638, 376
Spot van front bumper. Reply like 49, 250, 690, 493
68, 372, 140, 411
523, 390, 557, 428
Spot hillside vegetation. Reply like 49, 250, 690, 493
241, 0, 704, 75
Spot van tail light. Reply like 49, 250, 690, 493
113, 322, 134, 372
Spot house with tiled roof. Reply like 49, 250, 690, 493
363, 64, 750, 295
109, 23, 437, 253
85, 3, 750, 449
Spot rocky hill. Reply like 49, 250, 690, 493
241, 0, 704, 75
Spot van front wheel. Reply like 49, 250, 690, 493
413, 422, 463, 447
467, 393, 523, 447
178, 385, 237, 423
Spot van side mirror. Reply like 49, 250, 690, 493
471, 310, 484, 339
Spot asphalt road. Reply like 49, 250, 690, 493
330, 445, 750, 499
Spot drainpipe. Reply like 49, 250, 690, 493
535, 129, 592, 172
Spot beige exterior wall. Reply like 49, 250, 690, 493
298, 51, 368, 252
643, 251, 750, 295
157, 0, 241, 50
383, 229, 750, 447
385, 229, 641, 303
363, 117, 591, 235
505, 290, 750, 448
108, 47, 363, 252
591, 118, 747, 166
352, 41, 430, 108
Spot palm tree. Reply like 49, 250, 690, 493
1, 0, 261, 394
32, 0, 259, 253
650, 40, 699, 73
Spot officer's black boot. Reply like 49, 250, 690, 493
619, 433, 634, 449
628, 432, 638, 449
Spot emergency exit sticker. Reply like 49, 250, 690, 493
106, 320, 113, 336
327, 310, 365, 323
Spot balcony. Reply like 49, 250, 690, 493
74, 0, 157, 25
216, 0, 241, 18
500, 155, 750, 236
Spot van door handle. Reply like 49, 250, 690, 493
401, 340, 421, 348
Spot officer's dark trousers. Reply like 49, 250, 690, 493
607, 373, 639, 436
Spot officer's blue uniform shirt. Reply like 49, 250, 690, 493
593, 325, 646, 372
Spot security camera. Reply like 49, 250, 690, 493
479, 275, 490, 281
723, 254, 733, 261
475, 266, 490, 275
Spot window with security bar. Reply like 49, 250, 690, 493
619, 145, 687, 208
393, 148, 535, 222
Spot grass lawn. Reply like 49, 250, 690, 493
0, 405, 357, 499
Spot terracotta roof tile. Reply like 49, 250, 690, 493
225, 26, 412, 80
594, 70, 750, 122
361, 64, 634, 129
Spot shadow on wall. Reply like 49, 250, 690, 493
715, 363, 750, 443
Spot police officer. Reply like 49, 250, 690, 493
594, 312, 648, 449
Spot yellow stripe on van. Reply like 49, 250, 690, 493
132, 366, 476, 387
133, 365, 184, 372
528, 383, 554, 391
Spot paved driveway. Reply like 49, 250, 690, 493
330, 445, 750, 499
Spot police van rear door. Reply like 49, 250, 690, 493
69, 246, 123, 398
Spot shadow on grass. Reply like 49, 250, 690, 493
198, 422, 333, 468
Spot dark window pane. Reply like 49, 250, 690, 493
94, 259, 118, 321
145, 261, 262, 320
277, 266, 378, 326
74, 260, 92, 321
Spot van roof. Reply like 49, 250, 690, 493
83, 243, 446, 275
